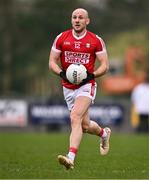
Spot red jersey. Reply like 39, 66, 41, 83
51, 29, 107, 89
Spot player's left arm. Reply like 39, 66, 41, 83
93, 52, 109, 78
79, 51, 109, 86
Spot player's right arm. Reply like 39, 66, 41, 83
49, 32, 70, 82
49, 50, 69, 82
49, 49, 62, 75
49, 33, 63, 75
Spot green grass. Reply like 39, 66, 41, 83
0, 132, 149, 179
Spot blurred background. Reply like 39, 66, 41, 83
0, 0, 149, 133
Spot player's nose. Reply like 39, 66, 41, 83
75, 17, 80, 22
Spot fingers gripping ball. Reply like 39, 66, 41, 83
66, 64, 87, 85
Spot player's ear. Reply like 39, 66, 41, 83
86, 18, 90, 25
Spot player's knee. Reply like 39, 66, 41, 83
70, 111, 81, 126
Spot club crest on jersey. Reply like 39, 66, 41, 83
74, 42, 81, 49
86, 43, 90, 48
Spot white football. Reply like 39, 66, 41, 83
66, 64, 87, 85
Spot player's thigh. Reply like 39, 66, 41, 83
70, 96, 91, 121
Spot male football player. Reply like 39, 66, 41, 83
49, 8, 111, 170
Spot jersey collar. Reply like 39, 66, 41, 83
72, 29, 87, 40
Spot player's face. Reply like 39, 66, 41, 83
71, 9, 90, 34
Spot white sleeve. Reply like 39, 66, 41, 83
51, 33, 62, 53
95, 35, 107, 55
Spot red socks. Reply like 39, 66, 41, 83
99, 128, 107, 138
99, 128, 104, 137
67, 147, 78, 161
69, 147, 78, 154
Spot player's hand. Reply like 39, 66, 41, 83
80, 71, 95, 86
59, 70, 70, 83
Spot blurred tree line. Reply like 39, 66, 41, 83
0, 0, 149, 98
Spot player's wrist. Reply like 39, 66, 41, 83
59, 70, 70, 83
92, 72, 95, 78
87, 71, 95, 80
90, 73, 95, 79
59, 71, 64, 77
59, 70, 66, 77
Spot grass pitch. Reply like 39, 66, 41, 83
0, 131, 149, 179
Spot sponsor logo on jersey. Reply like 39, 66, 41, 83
65, 51, 90, 64
86, 43, 90, 48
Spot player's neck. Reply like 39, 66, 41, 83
72, 29, 87, 39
